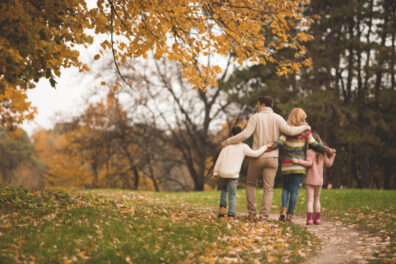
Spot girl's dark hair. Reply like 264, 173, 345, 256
231, 126, 242, 136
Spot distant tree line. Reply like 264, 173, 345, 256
1, 0, 394, 190
222, 0, 396, 189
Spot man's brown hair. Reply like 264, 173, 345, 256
257, 96, 273, 107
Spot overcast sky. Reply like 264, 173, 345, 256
20, 0, 240, 136
20, 0, 101, 135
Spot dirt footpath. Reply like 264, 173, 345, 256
267, 214, 387, 264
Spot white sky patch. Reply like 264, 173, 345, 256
20, 0, 253, 136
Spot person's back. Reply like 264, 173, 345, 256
273, 108, 335, 223
221, 96, 310, 221
249, 108, 289, 158
274, 130, 333, 176
225, 107, 309, 159
214, 126, 269, 218
291, 131, 336, 225
303, 149, 336, 186
215, 143, 251, 178
214, 142, 270, 179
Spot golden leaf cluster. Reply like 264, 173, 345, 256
1, 0, 315, 127
0, 0, 93, 127
93, 0, 315, 89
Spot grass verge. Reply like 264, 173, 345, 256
90, 188, 395, 263
0, 185, 318, 263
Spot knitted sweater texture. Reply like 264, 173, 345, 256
271, 130, 333, 175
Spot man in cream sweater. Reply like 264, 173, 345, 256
221, 96, 309, 221
214, 126, 271, 218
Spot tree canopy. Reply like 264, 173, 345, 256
221, 0, 396, 189
0, 0, 93, 127
0, 0, 314, 127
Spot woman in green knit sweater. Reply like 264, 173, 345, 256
269, 108, 335, 222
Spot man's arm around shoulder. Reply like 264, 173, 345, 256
276, 113, 310, 136
223, 115, 257, 146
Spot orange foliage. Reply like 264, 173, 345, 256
0, 0, 93, 127
32, 129, 92, 188
2, 0, 314, 128
93, 0, 314, 89
0, 84, 36, 129
32, 93, 149, 189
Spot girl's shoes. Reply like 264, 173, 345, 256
279, 207, 287, 222
314, 212, 321, 225
306, 212, 314, 225
286, 214, 293, 222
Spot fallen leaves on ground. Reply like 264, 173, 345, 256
0, 186, 320, 263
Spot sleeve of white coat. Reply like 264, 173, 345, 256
243, 144, 268, 158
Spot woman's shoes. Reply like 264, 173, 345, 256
306, 212, 314, 225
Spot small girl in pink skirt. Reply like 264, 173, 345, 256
291, 131, 336, 225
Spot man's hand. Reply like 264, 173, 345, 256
221, 140, 227, 149
213, 175, 218, 181
331, 148, 336, 153
291, 158, 299, 164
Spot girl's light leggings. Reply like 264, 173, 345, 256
306, 184, 322, 213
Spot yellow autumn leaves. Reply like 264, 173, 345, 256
1, 0, 315, 128
92, 0, 315, 89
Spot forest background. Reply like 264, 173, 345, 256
1, 0, 395, 191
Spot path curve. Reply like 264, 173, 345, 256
266, 213, 385, 264
198, 206, 386, 263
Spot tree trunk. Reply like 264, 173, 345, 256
345, 15, 354, 103
356, 0, 363, 98
132, 166, 140, 190
383, 158, 394, 189
374, 0, 390, 101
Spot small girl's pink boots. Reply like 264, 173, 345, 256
306, 212, 314, 225
314, 212, 321, 225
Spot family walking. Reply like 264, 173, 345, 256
213, 96, 336, 225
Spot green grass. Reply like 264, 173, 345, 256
1, 186, 394, 263
0, 185, 318, 263
84, 188, 396, 263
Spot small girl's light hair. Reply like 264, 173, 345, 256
287, 108, 308, 127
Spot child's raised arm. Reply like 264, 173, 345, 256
324, 152, 336, 168
243, 143, 271, 158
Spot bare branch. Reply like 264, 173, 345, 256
109, 0, 136, 91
